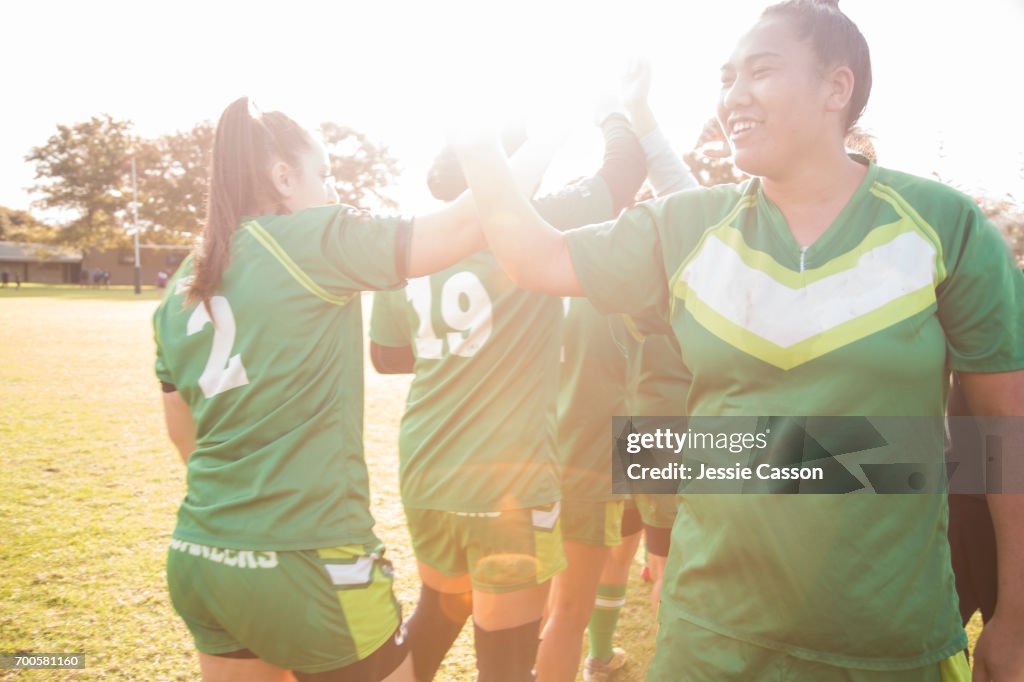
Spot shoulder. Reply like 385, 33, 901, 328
631, 180, 753, 242
870, 166, 983, 228
254, 204, 377, 234
653, 180, 752, 217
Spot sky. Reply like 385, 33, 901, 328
2, 0, 1022, 220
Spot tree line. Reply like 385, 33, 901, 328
2, 115, 401, 254
3, 117, 1020, 264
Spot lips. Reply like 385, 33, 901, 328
728, 118, 762, 143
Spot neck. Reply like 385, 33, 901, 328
761, 144, 867, 214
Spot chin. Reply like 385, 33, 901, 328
732, 148, 772, 178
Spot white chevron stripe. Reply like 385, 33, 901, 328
680, 231, 936, 348
324, 557, 374, 586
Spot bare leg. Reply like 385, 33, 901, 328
535, 541, 610, 681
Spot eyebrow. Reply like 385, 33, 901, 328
720, 51, 783, 71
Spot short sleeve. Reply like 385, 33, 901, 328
533, 176, 615, 231
370, 289, 411, 348
318, 206, 411, 292
937, 203, 1024, 372
564, 200, 671, 333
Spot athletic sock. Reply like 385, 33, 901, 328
587, 583, 627, 662
474, 619, 540, 682
406, 585, 471, 681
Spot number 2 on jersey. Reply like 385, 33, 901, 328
187, 296, 250, 398
406, 273, 493, 358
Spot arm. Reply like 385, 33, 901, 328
162, 389, 196, 464
408, 135, 561, 277
958, 369, 1024, 681
594, 113, 647, 213
370, 342, 415, 374
455, 137, 584, 296
621, 59, 698, 197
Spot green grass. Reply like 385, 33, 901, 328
0, 287, 980, 680
0, 283, 164, 301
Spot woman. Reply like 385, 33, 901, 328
369, 110, 646, 682
153, 97, 549, 681
455, 1, 1024, 680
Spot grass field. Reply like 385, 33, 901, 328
0, 286, 980, 680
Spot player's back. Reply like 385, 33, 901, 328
373, 251, 562, 512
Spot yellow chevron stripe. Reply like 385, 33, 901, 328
242, 221, 355, 306
869, 183, 947, 282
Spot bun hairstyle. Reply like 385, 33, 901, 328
762, 0, 872, 131
187, 97, 312, 306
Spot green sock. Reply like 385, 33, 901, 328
587, 583, 627, 661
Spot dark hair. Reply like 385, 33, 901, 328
761, 0, 872, 131
426, 126, 528, 203
186, 97, 312, 306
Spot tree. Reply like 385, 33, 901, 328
26, 115, 136, 252
0, 206, 57, 243
135, 122, 214, 243
28, 115, 403, 251
683, 150, 747, 188
320, 122, 401, 210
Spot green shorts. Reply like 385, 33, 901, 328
647, 614, 971, 682
405, 502, 566, 593
561, 499, 625, 547
166, 538, 401, 673
634, 493, 678, 529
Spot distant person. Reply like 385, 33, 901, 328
1, 270, 8, 288
91, 269, 102, 288
102, 271, 111, 288
14, 273, 20, 289
156, 271, 169, 289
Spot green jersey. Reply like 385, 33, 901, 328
565, 161, 1024, 669
557, 297, 628, 502
624, 330, 690, 417
371, 177, 615, 512
154, 206, 408, 551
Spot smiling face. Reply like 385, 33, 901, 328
718, 16, 845, 179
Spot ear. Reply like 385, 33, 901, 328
270, 160, 294, 198
823, 64, 855, 115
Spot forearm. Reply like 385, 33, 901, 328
988, 494, 1024, 613
959, 370, 1024, 612
595, 114, 646, 213
408, 135, 561, 278
456, 138, 582, 295
641, 127, 698, 197
162, 390, 196, 464
370, 342, 415, 374
408, 193, 484, 278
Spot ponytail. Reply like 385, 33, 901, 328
186, 97, 311, 306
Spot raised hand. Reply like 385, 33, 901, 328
621, 57, 652, 113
